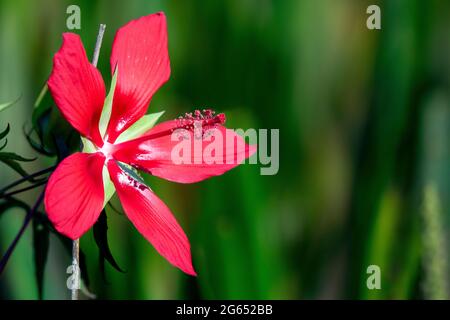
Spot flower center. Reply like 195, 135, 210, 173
98, 141, 115, 158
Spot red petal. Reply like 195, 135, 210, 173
112, 120, 257, 183
44, 152, 105, 239
48, 33, 106, 147
107, 160, 196, 275
106, 12, 171, 143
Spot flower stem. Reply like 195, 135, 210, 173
71, 239, 80, 300
92, 24, 106, 67
71, 23, 107, 301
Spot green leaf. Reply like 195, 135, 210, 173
0, 96, 21, 113
0, 124, 12, 152
81, 141, 116, 207
31, 85, 52, 143
30, 83, 73, 157
99, 66, 118, 138
33, 84, 48, 109
0, 124, 10, 140
115, 111, 165, 144
117, 161, 146, 185
33, 218, 49, 300
102, 165, 115, 206
107, 201, 123, 215
32, 84, 51, 129
93, 210, 124, 274
24, 127, 54, 157
81, 137, 97, 154
0, 157, 35, 181
0, 152, 36, 162
0, 139, 6, 151
0, 152, 44, 183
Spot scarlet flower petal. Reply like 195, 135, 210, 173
106, 12, 171, 143
44, 152, 105, 240
107, 160, 196, 275
112, 120, 257, 183
48, 33, 106, 147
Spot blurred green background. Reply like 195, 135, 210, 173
0, 0, 449, 299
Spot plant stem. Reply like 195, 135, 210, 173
71, 239, 80, 300
92, 24, 106, 67
0, 191, 44, 274
0, 165, 55, 195
71, 23, 106, 301
0, 180, 47, 199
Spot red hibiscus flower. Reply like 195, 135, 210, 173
44, 12, 256, 275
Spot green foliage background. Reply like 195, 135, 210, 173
0, 0, 449, 299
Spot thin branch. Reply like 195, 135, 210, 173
0, 180, 47, 199
0, 191, 44, 274
71, 23, 107, 301
0, 166, 55, 195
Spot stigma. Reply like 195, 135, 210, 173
176, 109, 225, 131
